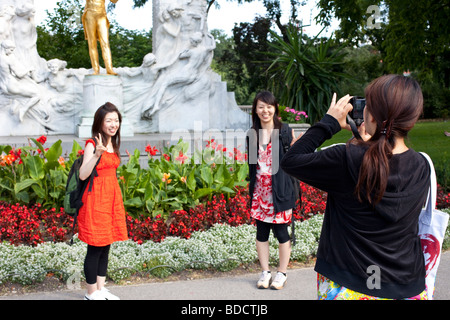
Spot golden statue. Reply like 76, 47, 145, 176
82, 0, 118, 75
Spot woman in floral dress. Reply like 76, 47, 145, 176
247, 91, 300, 290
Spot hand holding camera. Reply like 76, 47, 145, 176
327, 93, 368, 141
326, 93, 353, 131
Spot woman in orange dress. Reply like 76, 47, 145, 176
78, 102, 128, 300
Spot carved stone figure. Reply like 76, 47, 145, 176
0, 5, 14, 43
148, 32, 215, 117
45, 58, 86, 113
82, 0, 118, 75
13, 1, 47, 79
0, 40, 44, 122
153, 4, 184, 70
115, 53, 164, 130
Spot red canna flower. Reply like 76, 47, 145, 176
36, 135, 47, 145
175, 150, 188, 164
145, 144, 159, 157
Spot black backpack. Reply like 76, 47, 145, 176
280, 123, 302, 245
64, 142, 101, 245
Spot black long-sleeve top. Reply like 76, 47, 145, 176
280, 114, 430, 299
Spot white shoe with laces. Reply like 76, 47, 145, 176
100, 287, 120, 300
257, 271, 272, 289
270, 271, 287, 290
84, 290, 106, 300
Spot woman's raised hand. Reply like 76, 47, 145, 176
326, 93, 353, 131
94, 133, 107, 157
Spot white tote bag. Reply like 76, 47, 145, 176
418, 152, 449, 300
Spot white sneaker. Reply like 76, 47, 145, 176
84, 290, 106, 300
270, 271, 287, 290
100, 287, 120, 300
257, 271, 272, 289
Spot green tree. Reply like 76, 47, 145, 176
210, 29, 252, 105
108, 25, 152, 67
315, 0, 450, 80
232, 16, 274, 102
36, 0, 90, 68
316, 0, 450, 118
267, 25, 348, 123
37, 0, 152, 69
336, 45, 384, 97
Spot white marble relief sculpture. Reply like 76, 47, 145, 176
154, 5, 184, 70
13, 2, 48, 78
45, 58, 87, 114
148, 31, 215, 117
0, 0, 250, 136
116, 53, 164, 132
0, 40, 45, 123
0, 5, 14, 43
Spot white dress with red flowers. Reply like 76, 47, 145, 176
250, 142, 292, 224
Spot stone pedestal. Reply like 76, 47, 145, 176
77, 75, 133, 138
156, 88, 210, 133
289, 123, 311, 137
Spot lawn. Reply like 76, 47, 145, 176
319, 121, 449, 189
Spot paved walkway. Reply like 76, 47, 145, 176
2, 251, 450, 301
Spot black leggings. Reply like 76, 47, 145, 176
256, 220, 290, 244
84, 244, 111, 285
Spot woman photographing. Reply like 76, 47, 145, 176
281, 75, 430, 299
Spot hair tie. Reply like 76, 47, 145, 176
380, 120, 392, 138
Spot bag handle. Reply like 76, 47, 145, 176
420, 152, 437, 211
419, 152, 437, 226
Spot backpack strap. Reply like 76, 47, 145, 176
279, 123, 301, 246
87, 156, 101, 192
85, 137, 101, 190
280, 123, 292, 153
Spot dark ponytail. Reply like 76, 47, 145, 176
355, 75, 423, 204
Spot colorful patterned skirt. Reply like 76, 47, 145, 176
317, 273, 429, 300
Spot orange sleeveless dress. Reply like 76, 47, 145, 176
77, 139, 128, 247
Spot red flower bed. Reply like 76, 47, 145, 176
127, 183, 327, 242
294, 182, 327, 221
437, 184, 450, 209
126, 214, 167, 244
0, 183, 327, 245
3, 181, 447, 246
0, 202, 74, 246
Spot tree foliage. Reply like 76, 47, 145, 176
267, 25, 348, 123
210, 30, 252, 104
37, 0, 152, 69
316, 0, 450, 77
36, 0, 89, 68
232, 16, 274, 102
316, 0, 450, 118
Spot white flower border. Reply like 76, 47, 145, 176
0, 215, 324, 285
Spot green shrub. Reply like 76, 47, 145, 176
0, 137, 69, 209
